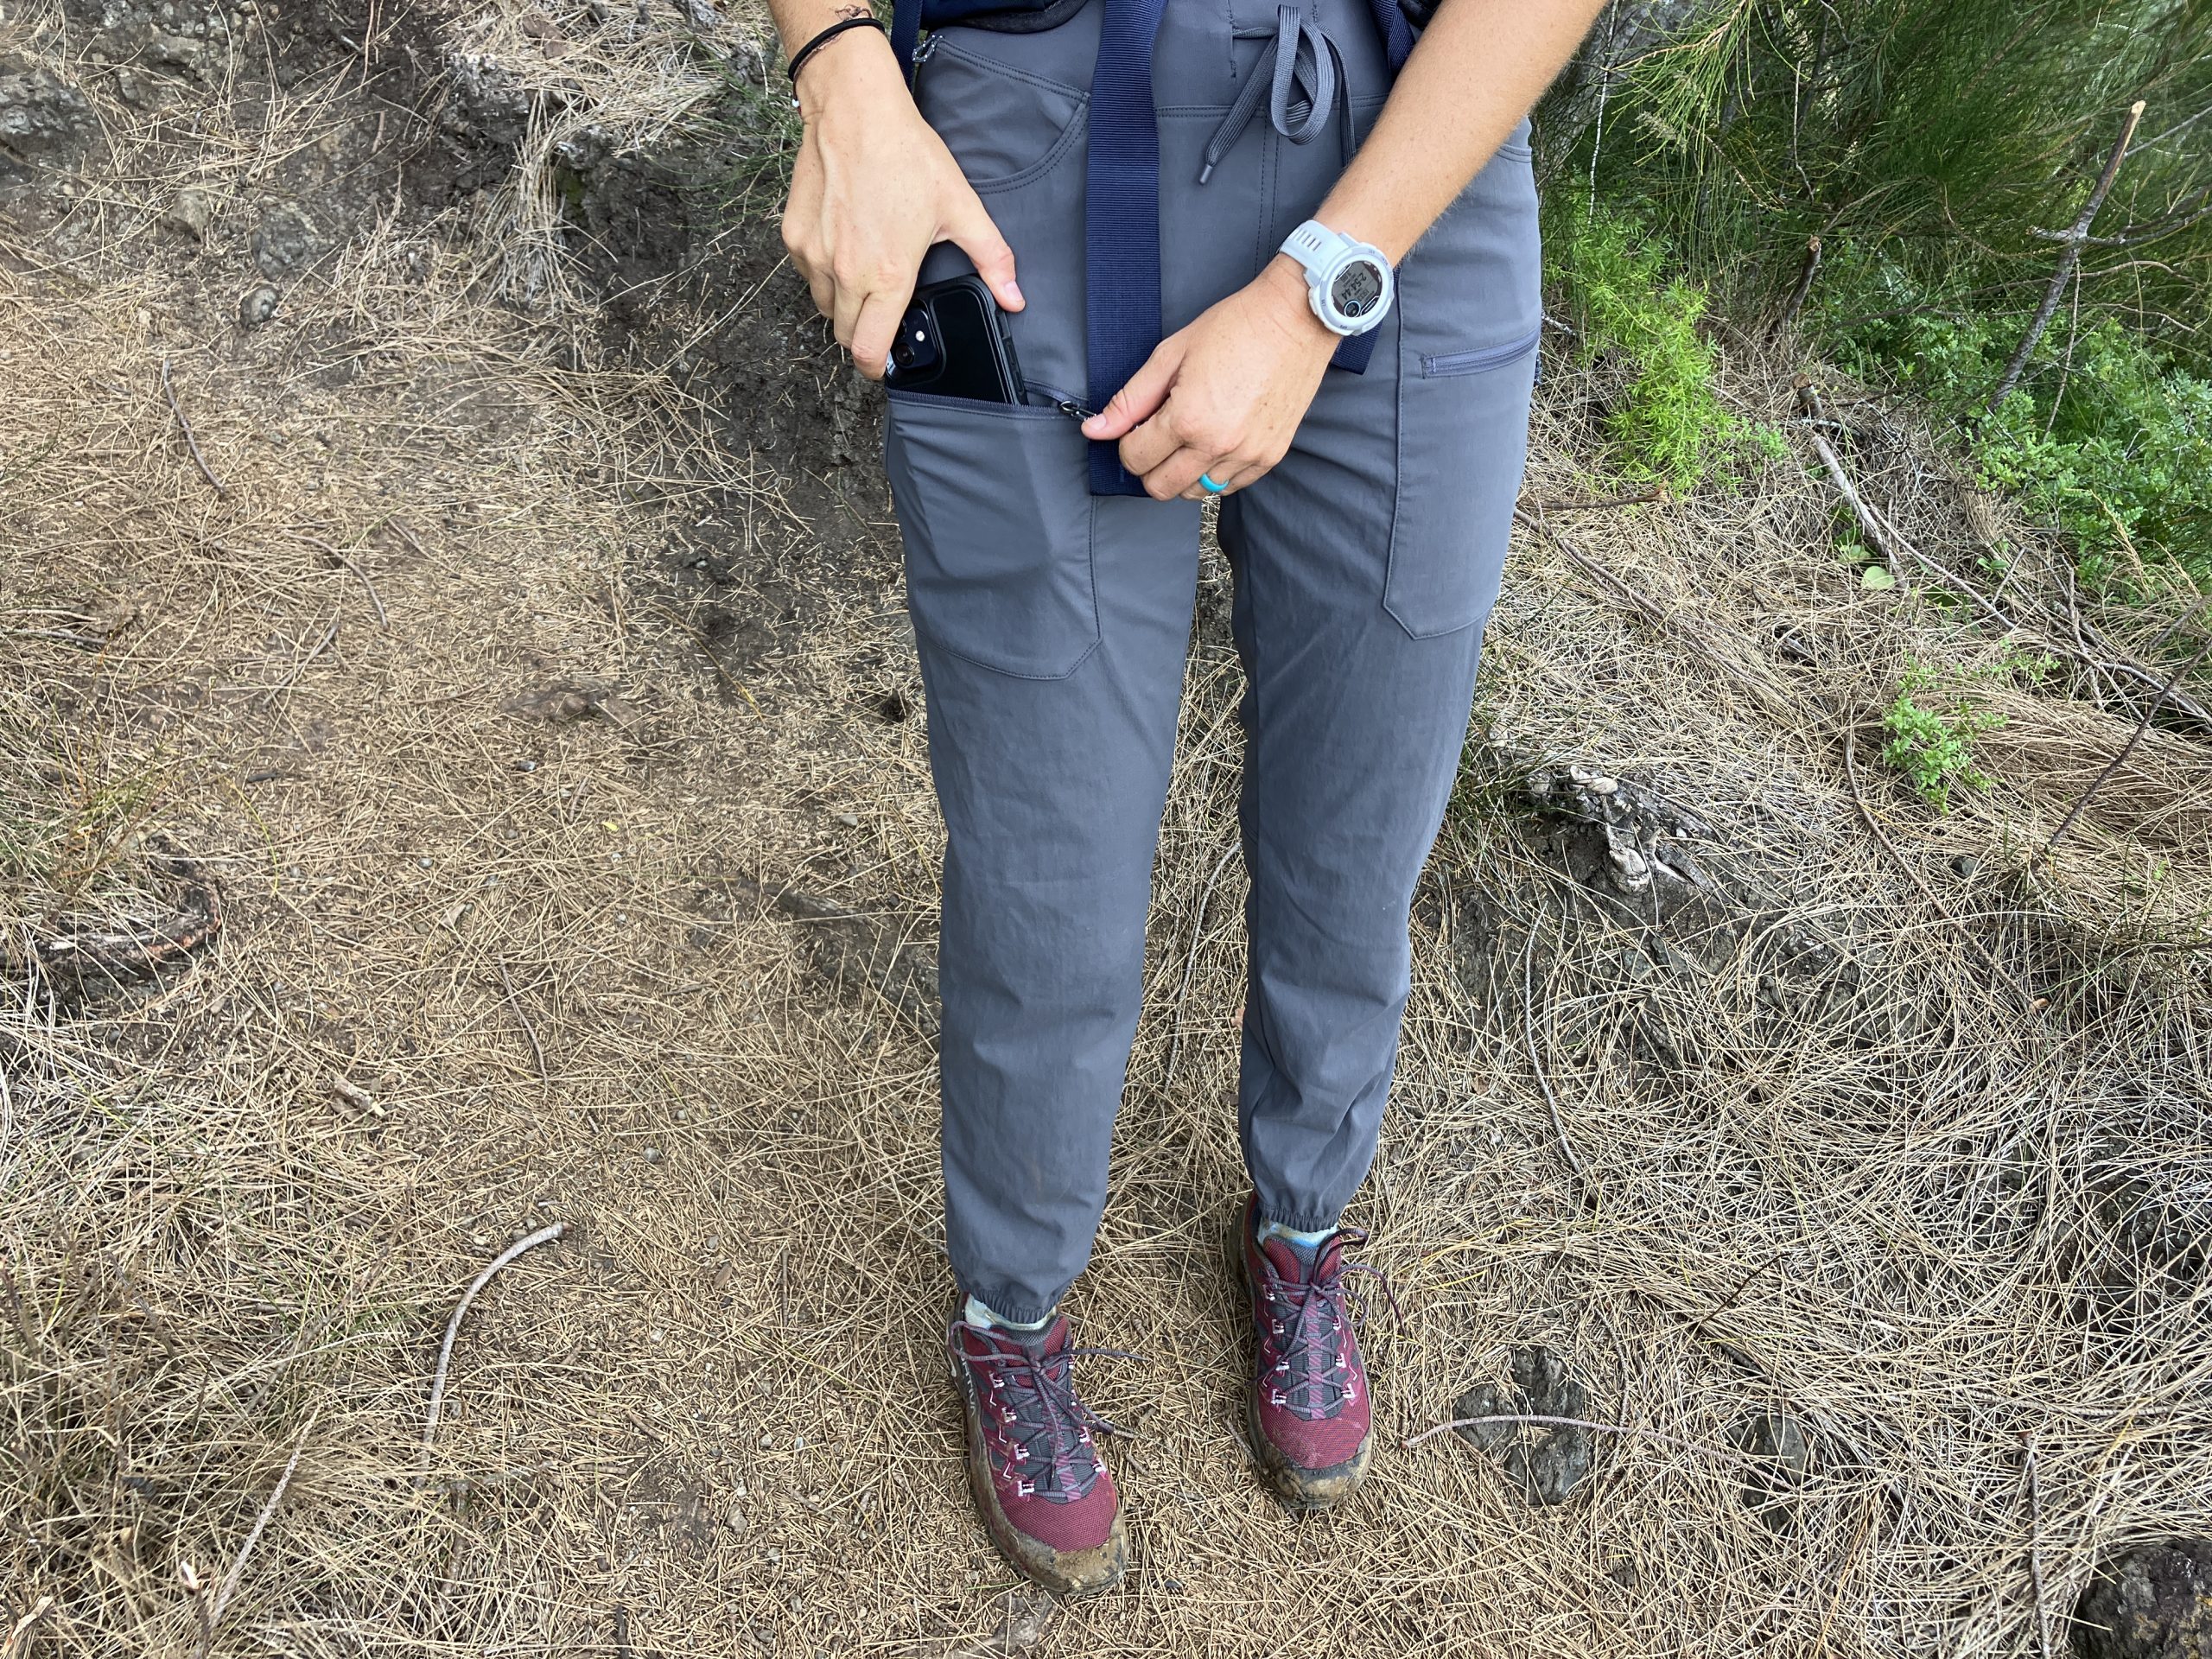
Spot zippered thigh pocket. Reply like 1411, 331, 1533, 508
884, 389, 1100, 681
1383, 143, 1541, 640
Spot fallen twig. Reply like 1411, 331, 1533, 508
421, 1224, 565, 1483
1527, 486, 1664, 513
1403, 1412, 1751, 1463
498, 959, 550, 1087
161, 357, 230, 499
1517, 506, 1796, 719
1163, 843, 1243, 1084
255, 612, 341, 708
1522, 923, 1586, 1185
1986, 101, 2145, 413
2023, 1437, 2055, 1659
2, 1598, 54, 1659
302, 534, 391, 630
2041, 632, 2212, 857
1843, 724, 2037, 1012
206, 1410, 318, 1648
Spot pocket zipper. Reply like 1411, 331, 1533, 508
1027, 382, 1098, 422
1420, 327, 1541, 378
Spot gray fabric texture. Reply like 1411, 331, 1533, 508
888, 0, 1539, 1323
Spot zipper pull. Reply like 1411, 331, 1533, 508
1028, 383, 1099, 422
912, 32, 943, 69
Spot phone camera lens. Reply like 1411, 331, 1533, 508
892, 337, 917, 368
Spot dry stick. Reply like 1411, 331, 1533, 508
1769, 234, 1823, 341
420, 1223, 565, 1484
497, 958, 550, 1086
205, 1409, 319, 1649
2023, 1438, 2056, 1659
301, 534, 390, 629
1986, 101, 2145, 413
1522, 923, 1586, 1182
1, 1599, 54, 1659
1402, 1412, 1754, 1463
1528, 486, 1665, 512
162, 358, 231, 499
2041, 632, 2212, 858
1797, 384, 2212, 734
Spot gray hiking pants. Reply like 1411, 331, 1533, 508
889, 0, 1540, 1321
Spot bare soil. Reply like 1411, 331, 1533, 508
6, 4, 2211, 1657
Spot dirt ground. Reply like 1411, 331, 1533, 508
6, 3, 2212, 1657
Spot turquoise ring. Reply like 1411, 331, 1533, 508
1198, 473, 1226, 495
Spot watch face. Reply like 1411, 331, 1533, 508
1330, 258, 1385, 320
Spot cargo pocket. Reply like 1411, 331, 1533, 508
885, 389, 1099, 681
1384, 134, 1541, 640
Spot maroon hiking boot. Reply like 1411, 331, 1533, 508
947, 1313, 1127, 1598
1232, 1196, 1394, 1509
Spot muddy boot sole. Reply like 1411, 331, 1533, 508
1229, 1212, 1374, 1512
949, 1354, 1127, 1599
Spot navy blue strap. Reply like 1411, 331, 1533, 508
1363, 0, 1414, 71
1084, 0, 1171, 495
891, 0, 922, 75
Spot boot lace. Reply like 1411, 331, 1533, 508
952, 1322, 1135, 1503
1252, 1227, 1404, 1421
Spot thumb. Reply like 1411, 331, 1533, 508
943, 189, 1023, 312
1082, 336, 1184, 440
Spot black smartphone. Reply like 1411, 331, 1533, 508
883, 275, 1026, 404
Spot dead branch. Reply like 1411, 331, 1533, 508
161, 358, 230, 499
1769, 234, 1822, 341
420, 1224, 565, 1484
1522, 924, 1586, 1185
499, 959, 551, 1087
2041, 632, 2212, 857
1402, 1412, 1751, 1462
2023, 1438, 2055, 1659
1986, 102, 2145, 413
301, 535, 391, 630
206, 1410, 318, 1647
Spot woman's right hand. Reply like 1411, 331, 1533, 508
780, 24, 1024, 380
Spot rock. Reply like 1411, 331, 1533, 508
0, 57, 97, 177
1453, 1345, 1594, 1506
238, 283, 279, 327
162, 184, 215, 239
2073, 1539, 2212, 1659
1730, 1410, 1811, 1533
251, 200, 324, 277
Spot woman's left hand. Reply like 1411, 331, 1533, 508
1081, 257, 1339, 501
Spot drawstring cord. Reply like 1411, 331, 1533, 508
1197, 5, 1351, 185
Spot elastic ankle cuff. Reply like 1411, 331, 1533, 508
1256, 1208, 1342, 1236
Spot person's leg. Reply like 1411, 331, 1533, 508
1211, 101, 1542, 1503
1220, 126, 1541, 1242
896, 7, 1202, 1327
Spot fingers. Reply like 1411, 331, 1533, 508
1082, 337, 1184, 442
848, 288, 910, 382
941, 189, 1024, 313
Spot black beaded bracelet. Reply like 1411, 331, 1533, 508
785, 16, 886, 84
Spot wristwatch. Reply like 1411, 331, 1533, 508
1279, 219, 1394, 337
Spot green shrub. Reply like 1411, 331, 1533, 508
1831, 275, 2212, 588
1879, 663, 2006, 812
1546, 199, 1745, 492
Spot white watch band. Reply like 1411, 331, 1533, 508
1279, 219, 1392, 337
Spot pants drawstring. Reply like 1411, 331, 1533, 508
1197, 6, 1349, 185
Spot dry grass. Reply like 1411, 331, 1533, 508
6, 3, 2212, 1656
